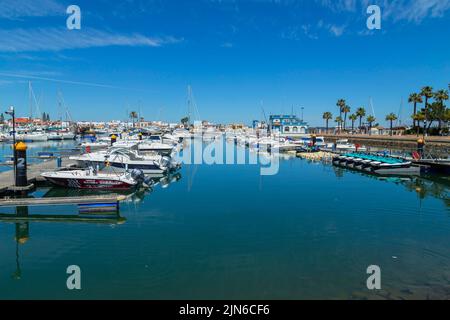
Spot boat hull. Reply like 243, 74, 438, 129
44, 176, 136, 190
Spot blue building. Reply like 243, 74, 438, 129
269, 115, 308, 135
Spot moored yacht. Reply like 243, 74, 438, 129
41, 167, 144, 190
70, 147, 180, 174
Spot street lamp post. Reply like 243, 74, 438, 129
6, 106, 16, 185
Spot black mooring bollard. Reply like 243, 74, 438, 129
14, 142, 28, 187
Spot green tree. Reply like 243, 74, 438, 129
0, 113, 4, 124
181, 116, 189, 127
336, 99, 346, 133
443, 108, 450, 132
420, 86, 434, 135
434, 89, 449, 132
356, 107, 366, 133
322, 112, 332, 133
367, 115, 376, 136
408, 93, 423, 129
412, 112, 425, 136
335, 116, 343, 134
130, 111, 138, 128
349, 114, 357, 133
342, 105, 351, 131
385, 113, 398, 136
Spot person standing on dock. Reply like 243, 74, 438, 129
417, 138, 425, 159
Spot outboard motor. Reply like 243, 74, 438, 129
130, 169, 146, 184
161, 156, 172, 168
143, 177, 155, 188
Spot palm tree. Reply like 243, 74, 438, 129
322, 112, 333, 133
443, 108, 450, 132
336, 99, 346, 133
412, 113, 425, 136
420, 86, 433, 136
408, 93, 423, 129
356, 107, 366, 133
385, 113, 398, 136
367, 115, 376, 136
335, 116, 343, 133
349, 114, 357, 133
434, 89, 449, 132
342, 105, 351, 131
130, 111, 138, 128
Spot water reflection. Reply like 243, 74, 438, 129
332, 166, 449, 207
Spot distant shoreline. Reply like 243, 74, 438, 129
321, 134, 450, 148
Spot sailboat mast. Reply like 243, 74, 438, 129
187, 85, 192, 127
29, 81, 32, 123
369, 97, 376, 119
397, 98, 403, 126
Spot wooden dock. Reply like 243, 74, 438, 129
0, 157, 77, 194
0, 194, 127, 207
0, 213, 126, 224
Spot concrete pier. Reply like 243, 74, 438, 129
0, 157, 77, 194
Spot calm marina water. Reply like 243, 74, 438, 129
0, 140, 449, 299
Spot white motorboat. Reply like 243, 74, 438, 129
16, 131, 48, 142
41, 167, 143, 190
70, 147, 180, 174
80, 141, 109, 149
61, 132, 76, 140
328, 139, 367, 152
162, 133, 182, 144
112, 137, 176, 156
172, 129, 191, 140
47, 132, 63, 140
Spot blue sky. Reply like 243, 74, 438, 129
0, 0, 449, 126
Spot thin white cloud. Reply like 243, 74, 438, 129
0, 27, 182, 52
0, 0, 65, 19
380, 0, 450, 23
328, 24, 346, 37
0, 71, 144, 90
319, 0, 450, 23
